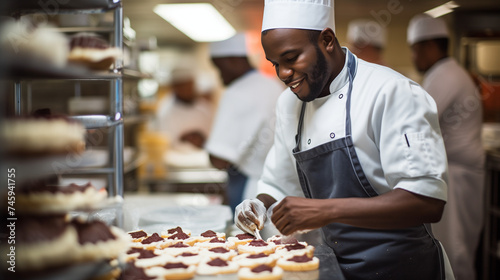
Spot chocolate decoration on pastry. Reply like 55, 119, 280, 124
209, 247, 229, 253
247, 253, 267, 259
17, 215, 67, 244
287, 254, 313, 263
251, 264, 273, 273
137, 249, 158, 259
163, 262, 189, 269
70, 34, 109, 50
129, 230, 148, 239
208, 237, 225, 243
71, 219, 115, 245
248, 240, 268, 247
168, 232, 189, 240
207, 258, 228, 267
121, 262, 155, 280
167, 226, 184, 234
179, 252, 198, 257
20, 182, 93, 195
141, 233, 164, 244
285, 242, 306, 251
236, 233, 255, 240
201, 230, 217, 237
169, 242, 189, 248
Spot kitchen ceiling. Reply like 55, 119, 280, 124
123, 0, 500, 47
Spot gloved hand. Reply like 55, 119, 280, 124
234, 198, 267, 234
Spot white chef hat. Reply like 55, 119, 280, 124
261, 0, 335, 32
407, 14, 449, 45
347, 19, 386, 48
209, 33, 248, 58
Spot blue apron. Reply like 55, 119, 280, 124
292, 51, 445, 279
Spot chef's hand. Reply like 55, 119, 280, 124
271, 196, 327, 236
234, 198, 267, 234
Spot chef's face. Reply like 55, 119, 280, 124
261, 28, 333, 102
211, 57, 234, 86
410, 41, 433, 73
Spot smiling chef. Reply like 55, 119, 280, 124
234, 0, 455, 279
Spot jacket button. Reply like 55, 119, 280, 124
307, 139, 311, 145
330, 132, 335, 139
339, 94, 343, 99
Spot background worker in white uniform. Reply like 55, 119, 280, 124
407, 14, 485, 280
156, 66, 214, 149
205, 33, 283, 214
346, 19, 387, 65
235, 0, 454, 279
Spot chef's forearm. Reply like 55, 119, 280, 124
257, 193, 277, 209
328, 188, 445, 229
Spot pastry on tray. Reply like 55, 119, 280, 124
2, 115, 86, 156
238, 264, 284, 280
276, 253, 320, 271
196, 257, 239, 276
17, 182, 107, 214
68, 33, 121, 70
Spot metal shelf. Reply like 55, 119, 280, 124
5, 2, 125, 202
3, 0, 121, 16
70, 115, 122, 129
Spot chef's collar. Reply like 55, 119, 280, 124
328, 47, 350, 95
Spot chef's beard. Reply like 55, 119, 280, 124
296, 44, 329, 103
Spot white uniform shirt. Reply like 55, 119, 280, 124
157, 94, 214, 148
423, 57, 484, 168
423, 57, 484, 280
205, 70, 284, 198
258, 48, 449, 203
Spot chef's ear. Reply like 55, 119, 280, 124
320, 28, 336, 52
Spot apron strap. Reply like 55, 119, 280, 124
294, 50, 357, 151
345, 50, 357, 137
294, 102, 307, 152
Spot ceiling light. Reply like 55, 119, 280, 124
425, 1, 459, 18
154, 3, 236, 42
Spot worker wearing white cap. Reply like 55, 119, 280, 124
408, 14, 485, 280
347, 19, 387, 65
205, 33, 284, 215
156, 63, 214, 150
234, 0, 455, 279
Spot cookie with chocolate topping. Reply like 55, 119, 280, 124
276, 253, 319, 271
146, 261, 196, 280
237, 239, 276, 255
238, 264, 284, 280
196, 257, 239, 275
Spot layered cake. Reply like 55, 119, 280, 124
68, 33, 121, 70
2, 116, 86, 156
17, 182, 106, 214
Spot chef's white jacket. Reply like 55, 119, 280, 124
257, 48, 454, 280
258, 48, 449, 204
205, 70, 284, 199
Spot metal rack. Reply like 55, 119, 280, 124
4, 0, 125, 198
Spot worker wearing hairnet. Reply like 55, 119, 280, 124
234, 0, 455, 279
408, 14, 485, 280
